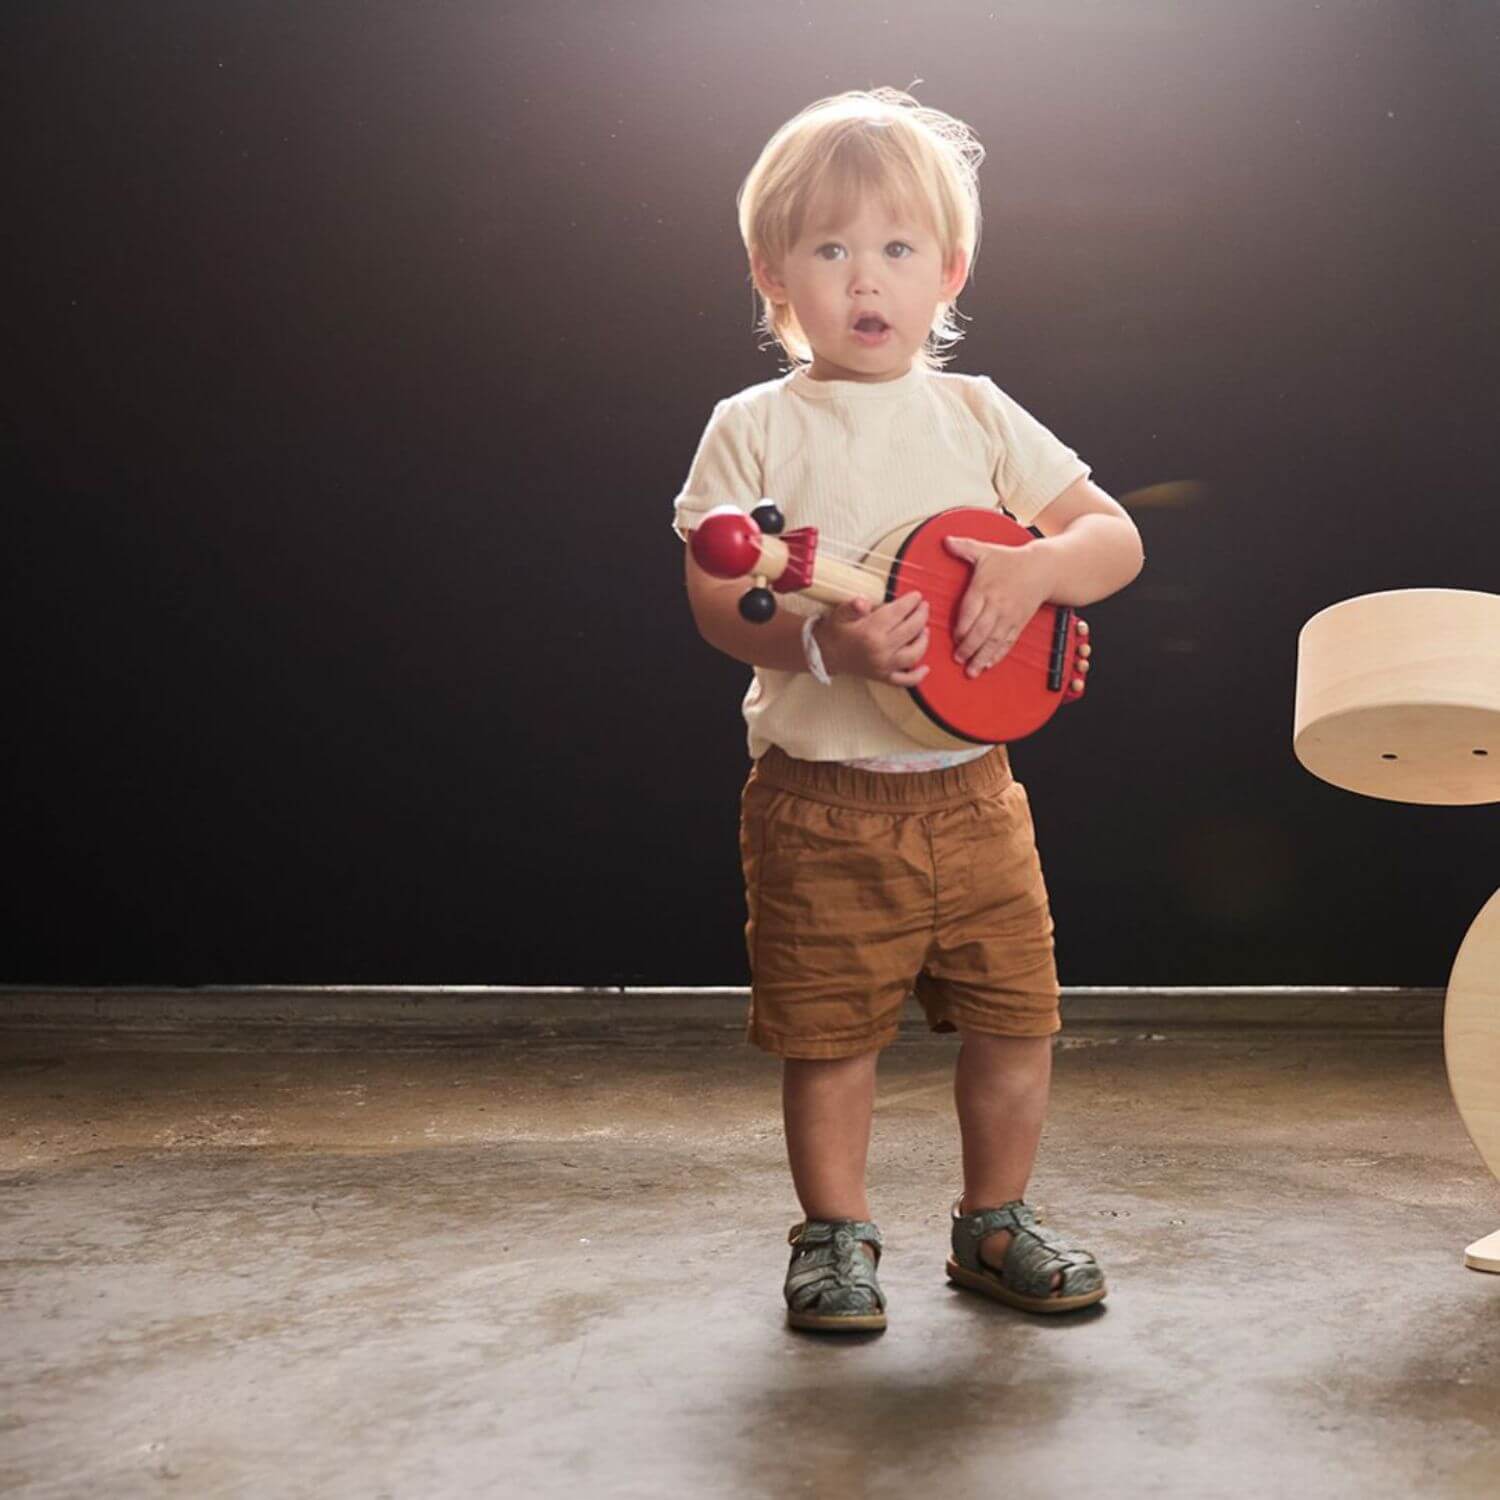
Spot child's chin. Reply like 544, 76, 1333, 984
810, 343, 911, 380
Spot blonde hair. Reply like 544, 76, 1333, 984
737, 86, 984, 371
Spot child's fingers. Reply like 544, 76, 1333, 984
890, 627, 930, 668
883, 595, 929, 642
953, 591, 996, 652
876, 591, 926, 627
954, 600, 1002, 662
885, 662, 931, 687
833, 598, 872, 624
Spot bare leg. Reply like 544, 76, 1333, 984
953, 1029, 1060, 1288
782, 1051, 880, 1259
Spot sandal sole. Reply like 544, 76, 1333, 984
945, 1255, 1106, 1314
786, 1308, 887, 1332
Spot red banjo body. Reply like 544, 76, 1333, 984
690, 504, 1091, 747
873, 507, 1088, 746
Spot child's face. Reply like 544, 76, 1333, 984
754, 193, 967, 383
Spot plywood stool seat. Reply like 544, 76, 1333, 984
1293, 589, 1500, 805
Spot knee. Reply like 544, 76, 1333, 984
783, 1048, 881, 1078
956, 1027, 1054, 1060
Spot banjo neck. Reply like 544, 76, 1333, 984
752, 530, 890, 608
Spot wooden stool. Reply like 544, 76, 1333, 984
1294, 588, 1500, 1271
1294, 588, 1500, 804
1446, 889, 1500, 1270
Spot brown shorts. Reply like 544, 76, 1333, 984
738, 745, 1061, 1059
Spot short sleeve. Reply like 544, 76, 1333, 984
670, 397, 764, 542
978, 377, 1090, 526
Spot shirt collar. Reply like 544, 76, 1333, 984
786, 363, 929, 402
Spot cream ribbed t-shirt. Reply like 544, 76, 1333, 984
672, 364, 1090, 763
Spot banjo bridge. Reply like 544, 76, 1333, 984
1048, 607, 1073, 693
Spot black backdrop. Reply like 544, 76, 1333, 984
4, 1, 1497, 987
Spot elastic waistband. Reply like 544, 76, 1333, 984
749, 744, 1012, 812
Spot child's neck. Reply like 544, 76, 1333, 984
806, 354, 916, 385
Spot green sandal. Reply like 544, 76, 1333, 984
784, 1218, 887, 1332
947, 1196, 1106, 1314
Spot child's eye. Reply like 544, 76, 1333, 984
886, 241, 914, 259
814, 243, 846, 261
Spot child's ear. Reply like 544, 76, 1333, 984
941, 247, 970, 302
750, 250, 787, 303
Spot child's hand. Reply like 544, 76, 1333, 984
813, 594, 931, 686
943, 536, 1058, 678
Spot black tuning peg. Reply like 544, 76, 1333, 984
739, 587, 777, 623
750, 502, 785, 536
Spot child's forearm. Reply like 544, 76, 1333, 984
1032, 515, 1145, 607
689, 585, 817, 673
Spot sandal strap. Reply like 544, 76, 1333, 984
951, 1197, 1033, 1240
950, 1197, 1103, 1300
784, 1218, 886, 1316
787, 1218, 883, 1252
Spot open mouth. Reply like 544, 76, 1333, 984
851, 314, 891, 344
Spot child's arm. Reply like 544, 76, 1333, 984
685, 547, 932, 686
1028, 475, 1146, 607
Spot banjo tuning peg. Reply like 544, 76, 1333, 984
750, 501, 785, 536
739, 587, 777, 624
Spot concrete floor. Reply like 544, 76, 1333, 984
2, 1009, 1499, 1499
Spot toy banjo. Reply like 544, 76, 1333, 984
689, 502, 1093, 747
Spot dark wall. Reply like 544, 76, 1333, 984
4, 1, 1497, 986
